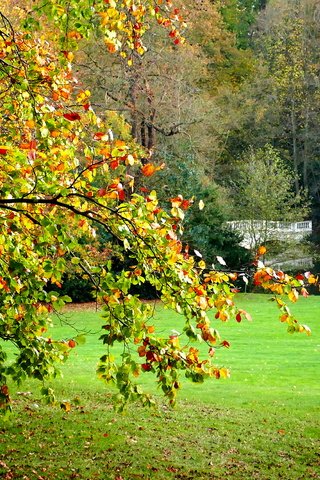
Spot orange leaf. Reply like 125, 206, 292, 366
25, 119, 35, 128
67, 31, 83, 39
257, 245, 267, 256
50, 130, 60, 138
141, 163, 156, 177
19, 140, 37, 150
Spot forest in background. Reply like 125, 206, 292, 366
3, 0, 320, 282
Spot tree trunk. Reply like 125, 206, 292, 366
290, 98, 300, 195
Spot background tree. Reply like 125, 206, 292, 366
229, 145, 310, 252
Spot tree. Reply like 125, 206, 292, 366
0, 1, 313, 413
230, 145, 309, 250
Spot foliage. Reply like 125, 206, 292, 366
0, 1, 314, 413
219, 0, 267, 48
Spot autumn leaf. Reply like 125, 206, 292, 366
288, 288, 299, 303
63, 112, 81, 121
141, 163, 164, 176
110, 160, 119, 169
118, 188, 125, 201
20, 140, 37, 150
60, 401, 71, 412
62, 50, 74, 62
257, 245, 267, 256
141, 363, 152, 371
67, 31, 83, 39
141, 163, 157, 176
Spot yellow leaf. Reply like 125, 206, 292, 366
288, 288, 299, 303
219, 368, 230, 379
60, 401, 71, 412
199, 296, 208, 310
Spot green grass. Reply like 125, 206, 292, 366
1, 294, 319, 480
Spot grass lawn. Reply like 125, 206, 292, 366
0, 294, 319, 480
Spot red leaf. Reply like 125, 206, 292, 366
98, 188, 107, 197
118, 189, 125, 201
141, 363, 151, 371
63, 112, 81, 121
236, 313, 242, 323
0, 148, 8, 155
181, 199, 191, 210
93, 132, 106, 140
110, 160, 119, 169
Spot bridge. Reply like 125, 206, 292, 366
226, 220, 312, 250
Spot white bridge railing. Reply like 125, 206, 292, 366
226, 220, 312, 249
227, 220, 312, 233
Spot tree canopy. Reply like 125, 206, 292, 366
0, 0, 315, 413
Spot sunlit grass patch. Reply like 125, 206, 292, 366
1, 294, 319, 479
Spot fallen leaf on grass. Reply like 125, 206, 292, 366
166, 466, 179, 473
147, 464, 158, 472
60, 401, 71, 412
